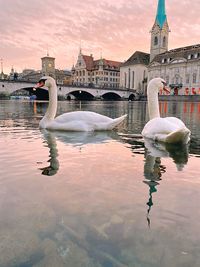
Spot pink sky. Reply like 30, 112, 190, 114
0, 0, 199, 74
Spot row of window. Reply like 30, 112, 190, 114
161, 53, 200, 64
159, 73, 199, 85
75, 78, 119, 83
75, 71, 119, 76
154, 36, 166, 47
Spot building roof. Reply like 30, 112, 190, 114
152, 44, 200, 63
156, 0, 167, 28
93, 59, 122, 69
82, 54, 122, 71
82, 55, 94, 70
121, 51, 150, 67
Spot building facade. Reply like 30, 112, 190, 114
148, 0, 200, 95
121, 0, 200, 96
120, 51, 149, 95
72, 50, 122, 88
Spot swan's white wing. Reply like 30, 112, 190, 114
142, 117, 184, 136
46, 111, 126, 131
142, 117, 190, 143
54, 111, 112, 124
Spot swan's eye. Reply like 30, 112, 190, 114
161, 81, 167, 86
38, 79, 47, 84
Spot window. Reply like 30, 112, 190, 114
186, 74, 190, 84
163, 36, 166, 47
132, 71, 135, 88
193, 73, 197, 83
154, 36, 158, 46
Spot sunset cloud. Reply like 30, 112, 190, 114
0, 0, 199, 73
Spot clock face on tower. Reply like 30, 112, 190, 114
48, 63, 52, 67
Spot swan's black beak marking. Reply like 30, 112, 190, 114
161, 81, 170, 94
34, 79, 47, 89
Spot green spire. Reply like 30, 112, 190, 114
156, 0, 167, 28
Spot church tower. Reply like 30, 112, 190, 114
150, 0, 170, 62
41, 52, 55, 78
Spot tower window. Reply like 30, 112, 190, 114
154, 36, 158, 46
163, 36, 166, 47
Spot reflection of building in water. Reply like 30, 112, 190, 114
158, 101, 200, 149
40, 131, 59, 176
143, 139, 189, 227
143, 152, 166, 227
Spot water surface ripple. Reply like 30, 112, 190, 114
0, 100, 200, 267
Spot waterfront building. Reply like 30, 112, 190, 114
14, 54, 72, 84
148, 0, 200, 95
120, 51, 149, 95
41, 54, 56, 78
72, 49, 122, 88
121, 0, 200, 96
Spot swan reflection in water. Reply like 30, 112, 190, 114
40, 130, 118, 176
143, 138, 189, 227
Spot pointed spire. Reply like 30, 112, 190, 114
0, 58, 3, 73
99, 49, 103, 65
47, 46, 49, 57
79, 40, 82, 55
156, 0, 167, 28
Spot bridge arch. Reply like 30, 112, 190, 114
67, 90, 94, 100
128, 93, 137, 101
102, 92, 122, 100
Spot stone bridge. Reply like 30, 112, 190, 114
0, 80, 137, 100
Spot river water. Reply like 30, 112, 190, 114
0, 99, 200, 267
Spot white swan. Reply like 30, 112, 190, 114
142, 78, 190, 144
35, 76, 127, 131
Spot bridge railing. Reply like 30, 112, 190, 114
0, 79, 137, 93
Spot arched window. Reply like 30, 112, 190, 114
128, 68, 131, 89
132, 71, 135, 88
163, 36, 166, 47
154, 36, 158, 46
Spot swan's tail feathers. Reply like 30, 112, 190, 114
109, 114, 127, 130
165, 128, 191, 144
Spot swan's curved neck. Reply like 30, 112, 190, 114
147, 84, 160, 120
45, 83, 57, 120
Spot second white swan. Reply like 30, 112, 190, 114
142, 78, 190, 144
35, 76, 127, 131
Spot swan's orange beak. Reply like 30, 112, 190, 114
35, 81, 45, 89
33, 79, 46, 91
162, 81, 170, 94
163, 86, 170, 94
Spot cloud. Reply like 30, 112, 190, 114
0, 0, 199, 73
